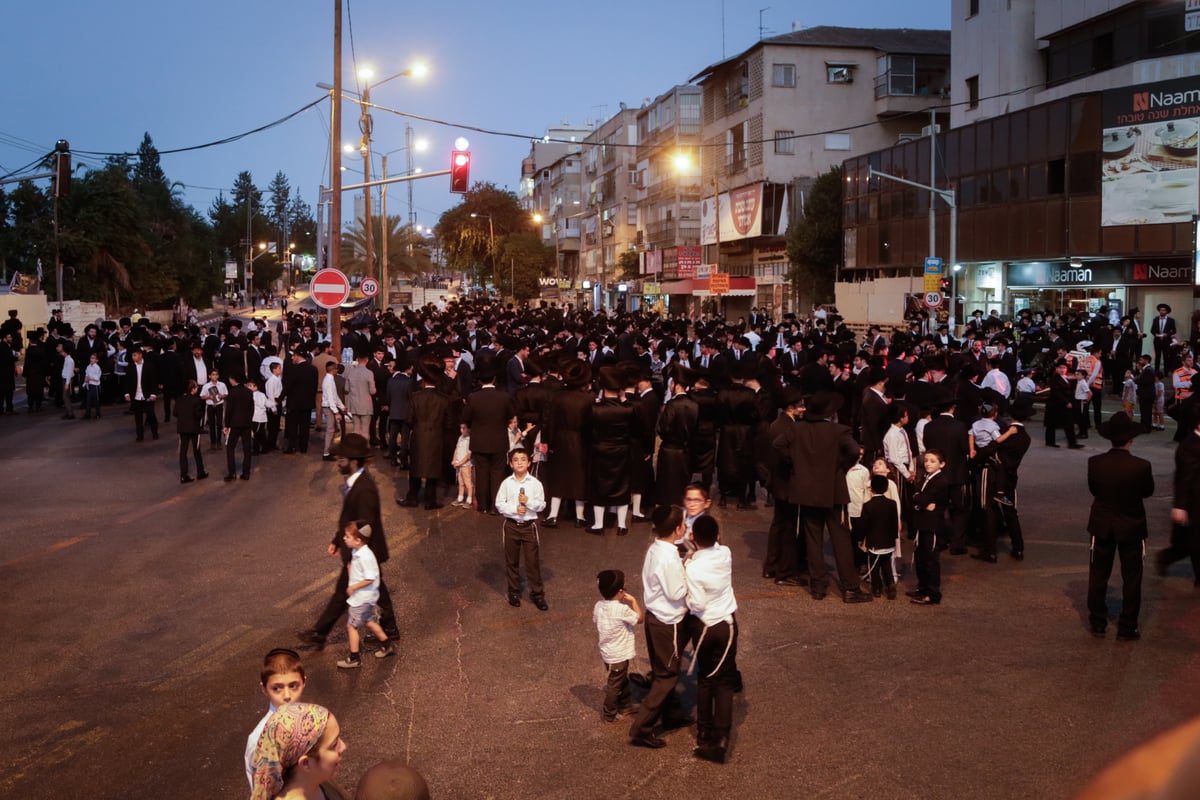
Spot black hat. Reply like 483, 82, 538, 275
1098, 411, 1141, 442
933, 386, 957, 413
1157, 303, 1172, 314
1011, 398, 1038, 422
332, 432, 372, 460
803, 391, 843, 420
562, 359, 593, 389
416, 357, 445, 386
597, 365, 624, 392
597, 569, 624, 599
730, 355, 758, 382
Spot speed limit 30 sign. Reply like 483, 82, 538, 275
360, 277, 380, 298
924, 291, 943, 308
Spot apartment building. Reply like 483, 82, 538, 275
842, 1, 1200, 328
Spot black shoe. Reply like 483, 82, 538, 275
762, 570, 777, 580
507, 594, 521, 607
1156, 551, 1170, 577
971, 553, 998, 563
151, 432, 159, 440
811, 590, 827, 601
196, 472, 209, 480
1010, 550, 1024, 561
1077, 433, 1088, 440
631, 514, 650, 524
532, 596, 549, 611
180, 476, 194, 484
905, 589, 924, 598
886, 588, 897, 600
1090, 624, 1106, 638
631, 735, 667, 749
774, 576, 807, 587
694, 739, 727, 763
240, 474, 250, 481
587, 527, 604, 536
1116, 630, 1141, 641
736, 502, 757, 510
424, 502, 444, 510
296, 630, 326, 650
661, 715, 695, 731
541, 517, 558, 528
284, 448, 295, 455
1045, 443, 1061, 448
617, 527, 629, 536
574, 519, 588, 529
224, 475, 236, 482
910, 595, 940, 605
1068, 444, 1085, 450
842, 589, 873, 604
717, 496, 727, 508
397, 498, 419, 507
486, 509, 500, 516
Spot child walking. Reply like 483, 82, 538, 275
593, 569, 643, 722
1121, 369, 1136, 417
336, 520, 395, 669
451, 422, 474, 508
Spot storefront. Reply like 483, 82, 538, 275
1004, 258, 1193, 321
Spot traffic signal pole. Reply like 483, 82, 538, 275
330, 0, 343, 357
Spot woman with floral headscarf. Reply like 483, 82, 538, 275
250, 702, 348, 800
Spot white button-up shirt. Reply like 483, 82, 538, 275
684, 543, 737, 627
642, 538, 688, 625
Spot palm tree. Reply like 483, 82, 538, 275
340, 215, 434, 281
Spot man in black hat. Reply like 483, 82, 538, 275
774, 391, 872, 603
299, 433, 400, 648
280, 350, 318, 454
123, 346, 160, 440
1086, 412, 1153, 640
1045, 359, 1082, 448
922, 390, 973, 554
973, 400, 1035, 562
223, 372, 254, 481
462, 361, 516, 516
1151, 303, 1176, 373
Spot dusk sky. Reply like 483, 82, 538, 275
3, 1, 949, 232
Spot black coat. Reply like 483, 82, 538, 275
334, 468, 388, 564
911, 471, 951, 533
715, 384, 759, 485
385, 372, 414, 422
224, 383, 255, 428
174, 393, 207, 435
858, 389, 889, 452
859, 495, 900, 549
407, 386, 451, 479
462, 386, 516, 455
628, 388, 660, 495
543, 388, 593, 499
689, 387, 719, 473
656, 393, 698, 505
122, 360, 160, 401
1087, 448, 1154, 542
1174, 432, 1200, 518
774, 417, 859, 507
975, 422, 1031, 497
923, 414, 970, 486
281, 361, 319, 412
757, 413, 795, 501
589, 398, 633, 504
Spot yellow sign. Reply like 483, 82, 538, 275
709, 272, 730, 295
924, 273, 942, 293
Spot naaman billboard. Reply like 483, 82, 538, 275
1102, 75, 1200, 226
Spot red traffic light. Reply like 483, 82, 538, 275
450, 150, 470, 194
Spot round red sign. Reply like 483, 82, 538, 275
310, 269, 351, 309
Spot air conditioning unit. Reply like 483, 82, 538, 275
921, 124, 942, 137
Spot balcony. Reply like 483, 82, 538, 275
873, 57, 950, 118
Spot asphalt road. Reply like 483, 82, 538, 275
1, 404, 1197, 799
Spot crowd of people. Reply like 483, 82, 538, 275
4, 295, 1200, 785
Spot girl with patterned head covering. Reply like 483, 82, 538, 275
250, 702, 347, 800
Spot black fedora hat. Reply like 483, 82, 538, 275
562, 359, 592, 389
1098, 411, 1142, 442
1157, 303, 1172, 314
331, 432, 371, 460
803, 391, 844, 420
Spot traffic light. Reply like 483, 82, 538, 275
54, 139, 70, 199
450, 150, 470, 194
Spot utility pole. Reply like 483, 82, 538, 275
329, 0, 344, 356
380, 155, 389, 312
359, 78, 375, 312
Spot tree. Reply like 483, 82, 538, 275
497, 233, 554, 300
617, 250, 640, 281
341, 216, 434, 281
434, 183, 533, 288
786, 166, 843, 307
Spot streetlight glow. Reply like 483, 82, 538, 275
672, 152, 693, 172
414, 139, 429, 152
357, 67, 375, 82
454, 136, 470, 151
408, 62, 429, 79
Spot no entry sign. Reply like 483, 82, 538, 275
310, 269, 351, 309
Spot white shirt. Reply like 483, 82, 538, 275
322, 372, 345, 411
883, 425, 913, 479
251, 390, 269, 423
642, 538, 688, 625
980, 368, 1011, 398
347, 544, 380, 608
684, 543, 737, 627
265, 374, 283, 412
84, 362, 102, 387
192, 355, 208, 385
495, 473, 545, 522
846, 464, 872, 518
200, 379, 228, 407
61, 353, 75, 382
593, 598, 639, 664
132, 361, 146, 401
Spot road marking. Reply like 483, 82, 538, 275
115, 495, 183, 525
152, 624, 260, 693
273, 523, 420, 610
0, 532, 99, 570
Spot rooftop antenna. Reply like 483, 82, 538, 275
759, 6, 771, 41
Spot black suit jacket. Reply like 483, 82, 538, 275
281, 361, 319, 411
224, 383, 254, 427
1174, 432, 1200, 517
462, 385, 516, 454
858, 389, 889, 452
1087, 448, 1153, 542
774, 417, 858, 507
123, 360, 160, 401
922, 414, 970, 485
911, 471, 951, 533
334, 469, 388, 564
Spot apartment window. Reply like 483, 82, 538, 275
968, 0, 979, 17
774, 130, 795, 155
826, 64, 855, 83
772, 63, 796, 88
627, 205, 638, 226
726, 122, 749, 172
824, 133, 851, 151
966, 76, 980, 109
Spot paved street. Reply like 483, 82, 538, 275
2, 406, 1198, 799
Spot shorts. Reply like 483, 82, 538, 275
348, 603, 379, 629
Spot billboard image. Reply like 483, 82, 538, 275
700, 183, 763, 245
1102, 76, 1200, 226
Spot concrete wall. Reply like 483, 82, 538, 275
835, 275, 924, 327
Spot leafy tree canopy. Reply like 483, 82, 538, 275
786, 165, 843, 307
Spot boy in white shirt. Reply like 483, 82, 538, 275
336, 520, 395, 669
245, 377, 269, 455
264, 361, 283, 452
322, 361, 347, 459
685, 515, 738, 763
496, 447, 548, 610
244, 648, 307, 789
83, 352, 103, 419
593, 569, 643, 722
200, 368, 228, 451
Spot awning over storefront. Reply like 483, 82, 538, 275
691, 276, 757, 297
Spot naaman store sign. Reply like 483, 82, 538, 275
1101, 76, 1200, 226
1007, 259, 1192, 287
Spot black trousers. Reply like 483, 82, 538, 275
226, 426, 252, 477
503, 519, 543, 599
1088, 536, 1143, 634
404, 476, 439, 505
1154, 337, 1170, 372
1138, 396, 1155, 432
867, 552, 896, 594
387, 420, 410, 465
179, 434, 205, 477
1159, 523, 1200, 580
285, 408, 312, 452
764, 499, 805, 578
131, 399, 158, 439
1091, 389, 1105, 429
800, 505, 859, 595
913, 529, 942, 602
1045, 404, 1078, 446
207, 405, 224, 445
947, 483, 971, 551
265, 411, 281, 451
314, 566, 399, 638
162, 392, 177, 421
629, 612, 688, 740
602, 659, 632, 718
474, 450, 506, 513
695, 618, 738, 744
